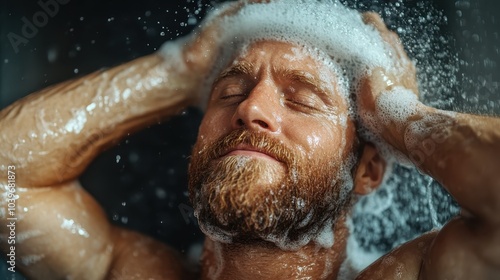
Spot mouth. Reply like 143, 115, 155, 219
221, 144, 280, 162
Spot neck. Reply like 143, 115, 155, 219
200, 216, 350, 280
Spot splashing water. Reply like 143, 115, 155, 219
426, 177, 441, 229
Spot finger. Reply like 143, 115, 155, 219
362, 12, 399, 55
362, 12, 401, 53
246, 0, 271, 4
386, 31, 404, 62
218, 0, 270, 18
362, 12, 388, 33
387, 30, 415, 75
213, 1, 244, 19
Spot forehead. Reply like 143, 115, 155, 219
232, 40, 336, 76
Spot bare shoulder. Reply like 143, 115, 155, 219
357, 215, 500, 280
419, 216, 500, 279
355, 230, 438, 280
106, 226, 195, 280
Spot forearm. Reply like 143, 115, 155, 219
382, 96, 500, 223
0, 53, 199, 187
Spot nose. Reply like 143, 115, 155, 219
231, 81, 281, 133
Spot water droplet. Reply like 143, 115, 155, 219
73, 68, 79, 74
156, 188, 167, 199
47, 48, 58, 62
455, 0, 471, 10
188, 16, 197, 25
129, 152, 139, 163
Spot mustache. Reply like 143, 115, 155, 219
201, 129, 296, 165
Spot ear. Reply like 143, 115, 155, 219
353, 143, 386, 195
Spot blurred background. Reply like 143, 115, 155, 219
1, 0, 499, 279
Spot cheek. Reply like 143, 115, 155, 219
318, 126, 344, 158
197, 111, 231, 147
294, 117, 346, 162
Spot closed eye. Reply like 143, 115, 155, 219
284, 86, 324, 112
214, 82, 249, 105
220, 88, 246, 99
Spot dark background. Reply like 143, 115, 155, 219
1, 0, 499, 279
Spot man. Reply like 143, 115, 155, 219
1, 1, 499, 279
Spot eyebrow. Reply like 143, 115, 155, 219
277, 68, 320, 89
212, 61, 255, 87
275, 67, 334, 103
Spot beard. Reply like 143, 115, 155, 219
188, 129, 354, 249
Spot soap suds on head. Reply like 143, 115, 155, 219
193, 0, 394, 108
218, 0, 390, 66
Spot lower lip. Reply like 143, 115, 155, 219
226, 150, 278, 161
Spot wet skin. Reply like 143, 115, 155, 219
1, 2, 500, 279
194, 40, 361, 280
195, 40, 354, 192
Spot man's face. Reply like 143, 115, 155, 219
189, 40, 358, 247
